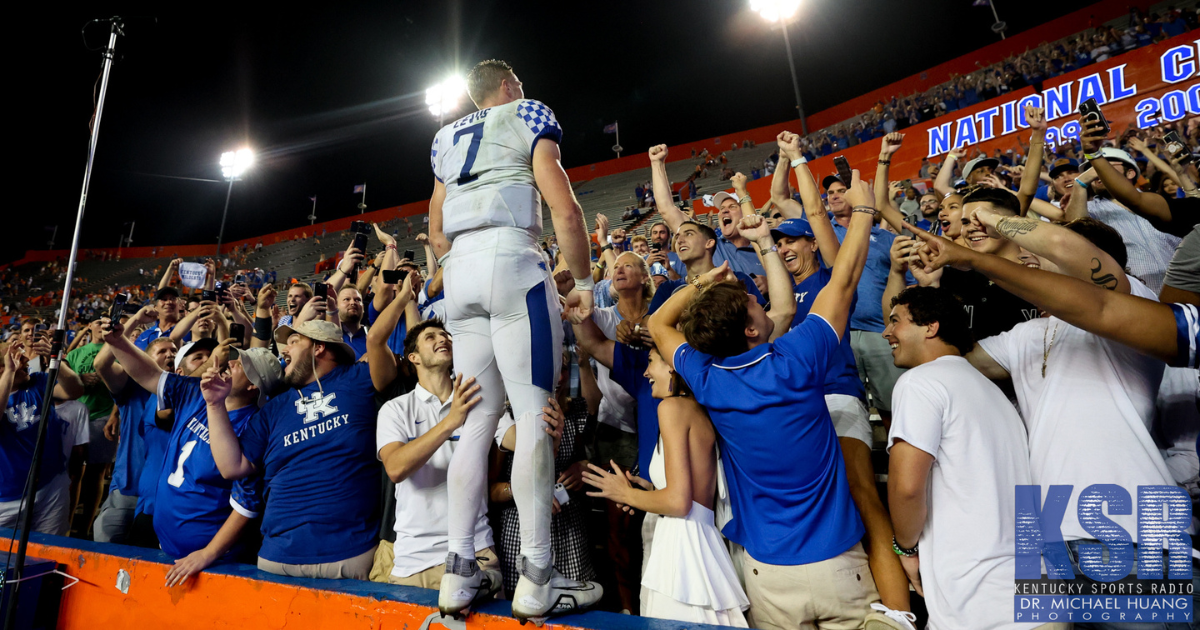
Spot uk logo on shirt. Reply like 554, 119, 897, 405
6, 402, 37, 432
294, 392, 339, 425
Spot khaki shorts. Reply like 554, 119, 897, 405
385, 546, 501, 591
258, 545, 376, 580
739, 543, 878, 630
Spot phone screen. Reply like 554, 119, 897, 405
382, 269, 409, 285
229, 323, 246, 347
834, 156, 853, 185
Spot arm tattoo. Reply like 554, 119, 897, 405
996, 216, 1041, 240
1089, 257, 1119, 290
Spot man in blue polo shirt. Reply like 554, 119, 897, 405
648, 172, 914, 630
204, 320, 391, 579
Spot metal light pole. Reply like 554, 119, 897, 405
216, 179, 234, 256
216, 148, 253, 256
752, 1, 808, 135
2, 16, 123, 630
780, 22, 808, 136
986, 0, 1007, 39
47, 225, 57, 249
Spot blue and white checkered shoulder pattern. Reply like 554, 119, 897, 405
516, 100, 562, 142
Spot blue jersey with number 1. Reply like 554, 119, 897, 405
153, 373, 262, 559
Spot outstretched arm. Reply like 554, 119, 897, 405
569, 312, 615, 371
366, 279, 415, 391
649, 145, 688, 232
199, 369, 256, 480
973, 211, 1130, 293
912, 226, 1182, 364
933, 146, 967, 199
874, 133, 912, 235
100, 321, 166, 394
811, 171, 875, 341
1079, 119, 1173, 227
1018, 106, 1048, 216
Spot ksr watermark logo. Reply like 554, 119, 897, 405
1014, 484, 1194, 624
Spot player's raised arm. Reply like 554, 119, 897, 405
533, 139, 594, 313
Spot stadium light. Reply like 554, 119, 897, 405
426, 76, 466, 125
220, 148, 254, 180
750, 0, 801, 23
217, 147, 254, 255
752, 0, 808, 135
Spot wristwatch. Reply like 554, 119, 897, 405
759, 244, 778, 256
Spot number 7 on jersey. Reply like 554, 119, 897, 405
452, 122, 485, 185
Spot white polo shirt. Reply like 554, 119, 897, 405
376, 384, 513, 578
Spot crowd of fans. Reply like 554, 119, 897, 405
1, 49, 1199, 630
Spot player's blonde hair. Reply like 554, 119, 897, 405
467, 59, 515, 106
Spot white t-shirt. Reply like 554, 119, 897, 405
888, 356, 1034, 630
376, 384, 511, 578
592, 306, 637, 434
977, 278, 1172, 542
55, 400, 91, 458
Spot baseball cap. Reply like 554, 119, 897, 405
1096, 147, 1140, 178
236, 347, 284, 407
962, 156, 1000, 180
1048, 157, 1080, 179
771, 217, 816, 241
822, 175, 845, 191
175, 337, 220, 370
155, 286, 180, 301
273, 319, 356, 365
710, 191, 738, 208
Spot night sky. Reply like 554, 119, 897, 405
17, 0, 1099, 264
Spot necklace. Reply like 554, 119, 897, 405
1042, 322, 1059, 378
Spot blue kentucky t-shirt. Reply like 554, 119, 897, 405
673, 314, 865, 565
790, 263, 866, 400
0, 373, 69, 501
240, 362, 380, 565
154, 373, 263, 559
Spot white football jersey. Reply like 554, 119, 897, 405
431, 99, 563, 242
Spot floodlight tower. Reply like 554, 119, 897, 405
752, 0, 808, 135
216, 148, 253, 256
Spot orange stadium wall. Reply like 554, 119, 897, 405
8, 529, 709, 630
700, 33, 1200, 213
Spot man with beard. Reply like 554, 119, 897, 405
648, 221, 685, 279
335, 286, 369, 360
204, 319, 397, 580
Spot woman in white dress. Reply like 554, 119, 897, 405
582, 348, 749, 627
